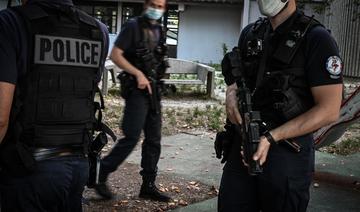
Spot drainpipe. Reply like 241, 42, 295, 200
117, 2, 122, 33
241, 0, 250, 30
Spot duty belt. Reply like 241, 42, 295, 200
32, 145, 85, 161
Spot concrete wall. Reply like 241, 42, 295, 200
0, 0, 7, 10
248, 0, 262, 24
177, 5, 242, 64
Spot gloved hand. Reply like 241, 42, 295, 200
214, 130, 232, 164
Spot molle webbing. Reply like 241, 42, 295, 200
10, 3, 104, 147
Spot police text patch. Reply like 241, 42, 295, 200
34, 35, 102, 68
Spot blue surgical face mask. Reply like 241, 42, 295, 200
144, 7, 164, 20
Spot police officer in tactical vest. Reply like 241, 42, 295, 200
0, 0, 109, 211
94, 0, 171, 202
217, 0, 343, 211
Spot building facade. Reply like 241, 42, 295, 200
1, 0, 358, 76
72, 0, 243, 64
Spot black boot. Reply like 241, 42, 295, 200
94, 170, 114, 200
139, 181, 172, 202
94, 182, 114, 200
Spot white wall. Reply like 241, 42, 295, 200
249, 0, 262, 24
177, 5, 242, 64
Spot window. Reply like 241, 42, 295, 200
94, 7, 118, 34
122, 3, 143, 24
75, 2, 118, 34
165, 7, 179, 46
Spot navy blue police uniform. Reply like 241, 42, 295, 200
98, 16, 168, 197
0, 0, 109, 211
218, 10, 343, 212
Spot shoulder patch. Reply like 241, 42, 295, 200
326, 56, 343, 79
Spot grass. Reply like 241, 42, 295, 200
162, 104, 226, 134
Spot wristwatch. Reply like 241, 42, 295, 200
264, 131, 277, 145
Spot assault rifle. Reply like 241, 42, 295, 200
236, 77, 263, 176
237, 77, 301, 176
148, 76, 161, 114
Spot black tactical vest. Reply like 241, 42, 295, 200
7, 3, 104, 148
238, 12, 323, 126
124, 16, 168, 79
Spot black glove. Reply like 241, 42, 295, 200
214, 131, 231, 164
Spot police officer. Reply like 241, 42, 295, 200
94, 0, 171, 202
218, 0, 343, 211
0, 0, 109, 211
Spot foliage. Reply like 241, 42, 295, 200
222, 43, 229, 57
163, 104, 226, 133
298, 0, 360, 19
324, 137, 360, 155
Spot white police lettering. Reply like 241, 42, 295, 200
326, 56, 343, 79
34, 35, 102, 68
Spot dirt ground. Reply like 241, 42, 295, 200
83, 162, 218, 212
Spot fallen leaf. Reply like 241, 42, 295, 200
313, 183, 320, 188
179, 200, 188, 206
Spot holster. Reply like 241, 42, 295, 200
118, 72, 136, 99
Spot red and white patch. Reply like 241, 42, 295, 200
326, 56, 343, 77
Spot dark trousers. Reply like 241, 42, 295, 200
218, 136, 314, 212
101, 89, 161, 182
0, 156, 89, 212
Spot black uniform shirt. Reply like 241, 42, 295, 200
0, 0, 109, 85
268, 10, 343, 88
224, 10, 343, 172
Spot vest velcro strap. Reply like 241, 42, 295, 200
36, 99, 92, 124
